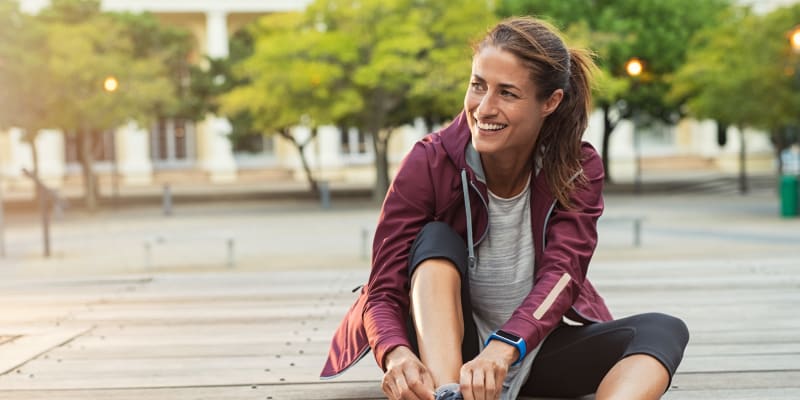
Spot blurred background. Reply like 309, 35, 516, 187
0, 0, 799, 274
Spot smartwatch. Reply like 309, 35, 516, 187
485, 330, 526, 366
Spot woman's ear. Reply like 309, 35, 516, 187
542, 89, 564, 117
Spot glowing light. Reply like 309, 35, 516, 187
791, 27, 800, 52
625, 58, 643, 77
103, 76, 119, 92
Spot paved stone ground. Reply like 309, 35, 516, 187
0, 181, 798, 399
1, 181, 797, 277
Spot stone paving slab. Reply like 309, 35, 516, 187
0, 189, 798, 398
0, 257, 797, 399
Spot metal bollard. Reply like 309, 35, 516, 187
361, 226, 370, 261
143, 240, 152, 269
226, 237, 235, 268
633, 219, 642, 247
319, 181, 331, 210
162, 183, 172, 216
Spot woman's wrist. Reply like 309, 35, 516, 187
384, 345, 414, 368
483, 340, 518, 366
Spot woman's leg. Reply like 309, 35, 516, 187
520, 312, 689, 399
406, 222, 479, 389
595, 354, 670, 400
410, 258, 464, 387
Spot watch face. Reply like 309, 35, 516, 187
496, 330, 521, 343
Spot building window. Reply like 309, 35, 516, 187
232, 133, 274, 155
340, 127, 369, 156
64, 130, 115, 163
151, 117, 195, 167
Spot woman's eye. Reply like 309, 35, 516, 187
501, 90, 517, 98
470, 82, 485, 91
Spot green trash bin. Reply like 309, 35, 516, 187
780, 175, 799, 217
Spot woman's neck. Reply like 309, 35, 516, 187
481, 153, 533, 198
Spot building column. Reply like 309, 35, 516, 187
5, 128, 65, 188
0, 130, 14, 192
116, 121, 153, 185
197, 9, 237, 182
35, 129, 65, 187
206, 9, 229, 58
316, 125, 342, 180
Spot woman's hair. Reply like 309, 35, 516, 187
474, 16, 595, 208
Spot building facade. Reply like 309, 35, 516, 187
2, 0, 790, 197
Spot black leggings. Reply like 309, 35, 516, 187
407, 222, 689, 397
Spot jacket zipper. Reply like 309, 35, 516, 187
468, 180, 489, 246
539, 168, 603, 324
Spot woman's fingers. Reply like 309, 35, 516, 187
382, 355, 435, 400
484, 369, 497, 400
460, 359, 506, 400
382, 373, 400, 399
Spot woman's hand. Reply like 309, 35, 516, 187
459, 341, 516, 400
382, 346, 436, 400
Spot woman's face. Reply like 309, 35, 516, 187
464, 46, 562, 162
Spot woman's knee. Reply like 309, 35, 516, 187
636, 312, 690, 346
408, 222, 468, 280
410, 258, 462, 293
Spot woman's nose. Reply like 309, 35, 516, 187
476, 94, 497, 116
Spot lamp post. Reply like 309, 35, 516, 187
103, 76, 120, 206
625, 57, 644, 194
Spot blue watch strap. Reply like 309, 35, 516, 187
485, 330, 527, 366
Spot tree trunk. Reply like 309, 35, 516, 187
772, 127, 786, 177
26, 130, 41, 203
601, 105, 616, 183
737, 125, 748, 195
372, 129, 390, 203
79, 130, 98, 211
30, 135, 40, 179
278, 128, 318, 194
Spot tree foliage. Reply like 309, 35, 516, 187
224, 0, 496, 198
670, 4, 800, 183
671, 5, 800, 132
498, 0, 731, 181
0, 0, 182, 210
0, 0, 55, 179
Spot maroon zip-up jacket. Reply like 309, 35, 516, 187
320, 111, 612, 379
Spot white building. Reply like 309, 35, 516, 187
1, 0, 791, 198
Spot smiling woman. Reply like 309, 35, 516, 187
465, 45, 563, 199
322, 16, 688, 400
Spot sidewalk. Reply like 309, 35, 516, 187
1, 171, 796, 279
1, 179, 799, 399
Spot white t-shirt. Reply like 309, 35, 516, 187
469, 173, 540, 400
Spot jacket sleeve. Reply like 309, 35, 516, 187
363, 141, 437, 370
500, 145, 604, 352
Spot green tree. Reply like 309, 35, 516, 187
227, 0, 495, 199
112, 11, 199, 121
0, 1, 55, 182
221, 12, 360, 193
499, 0, 730, 182
40, 0, 176, 210
670, 5, 800, 192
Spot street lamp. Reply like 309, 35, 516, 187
626, 57, 644, 194
103, 76, 120, 205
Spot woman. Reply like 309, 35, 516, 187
321, 16, 689, 400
